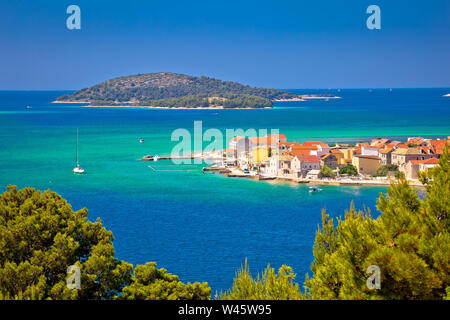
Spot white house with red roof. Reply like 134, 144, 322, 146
361, 145, 381, 157
291, 155, 321, 178
302, 141, 330, 157
403, 158, 439, 180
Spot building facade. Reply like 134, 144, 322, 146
352, 155, 381, 175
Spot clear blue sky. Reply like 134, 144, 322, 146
0, 0, 449, 89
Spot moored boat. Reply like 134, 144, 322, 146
309, 186, 322, 193
72, 128, 85, 174
140, 155, 154, 161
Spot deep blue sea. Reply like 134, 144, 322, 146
0, 88, 449, 294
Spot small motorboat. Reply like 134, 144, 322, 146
26, 105, 32, 109
140, 155, 160, 161
140, 155, 154, 161
309, 186, 322, 193
139, 138, 145, 143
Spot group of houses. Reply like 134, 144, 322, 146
222, 134, 448, 180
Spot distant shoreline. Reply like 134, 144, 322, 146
83, 105, 274, 110
202, 165, 425, 188
53, 94, 341, 107
52, 100, 90, 104
301, 95, 342, 99
52, 101, 272, 109
233, 174, 424, 188
273, 98, 306, 102
273, 95, 341, 102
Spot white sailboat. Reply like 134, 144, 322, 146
72, 128, 85, 174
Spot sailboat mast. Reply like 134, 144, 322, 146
76, 128, 79, 166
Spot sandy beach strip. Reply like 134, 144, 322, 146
273, 98, 306, 102
273, 95, 341, 102
52, 100, 91, 104
300, 95, 342, 99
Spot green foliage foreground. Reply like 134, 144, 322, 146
304, 147, 449, 299
0, 186, 210, 300
1, 147, 449, 300
220, 147, 450, 300
219, 259, 303, 300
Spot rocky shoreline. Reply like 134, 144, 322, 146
204, 165, 423, 187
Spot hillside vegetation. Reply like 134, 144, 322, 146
56, 72, 300, 108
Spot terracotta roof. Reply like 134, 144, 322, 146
407, 137, 425, 145
423, 157, 439, 164
380, 147, 394, 154
418, 146, 435, 154
386, 141, 402, 148
370, 138, 391, 146
291, 149, 313, 157
267, 134, 286, 140
292, 145, 318, 150
354, 155, 380, 160
297, 155, 320, 163
356, 142, 370, 147
372, 143, 386, 149
429, 139, 448, 154
302, 141, 329, 148
392, 147, 420, 155
329, 149, 343, 154
249, 134, 286, 145
410, 158, 439, 165
321, 153, 337, 160
363, 144, 383, 150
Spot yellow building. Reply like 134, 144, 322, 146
340, 148, 354, 164
251, 146, 270, 164
352, 155, 381, 175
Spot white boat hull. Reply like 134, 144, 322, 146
73, 167, 85, 174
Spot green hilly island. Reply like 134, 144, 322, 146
56, 72, 312, 109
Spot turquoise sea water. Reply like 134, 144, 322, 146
0, 89, 449, 293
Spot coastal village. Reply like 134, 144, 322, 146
201, 134, 448, 186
